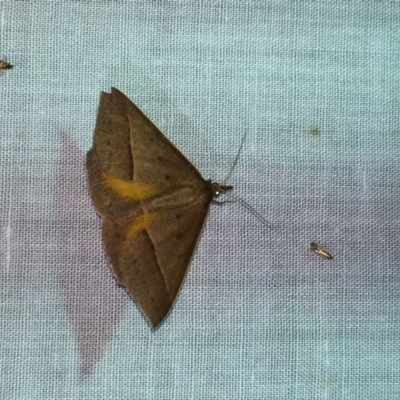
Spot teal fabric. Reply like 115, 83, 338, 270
1, 1, 399, 398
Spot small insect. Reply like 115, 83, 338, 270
310, 242, 333, 260
0, 60, 12, 69
309, 126, 321, 137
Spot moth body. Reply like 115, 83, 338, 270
310, 242, 333, 260
0, 61, 12, 69
141, 181, 215, 212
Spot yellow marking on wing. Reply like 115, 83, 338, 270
125, 210, 165, 242
102, 173, 164, 201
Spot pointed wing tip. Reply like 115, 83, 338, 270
148, 316, 164, 330
111, 87, 123, 96
99, 87, 127, 103
146, 310, 170, 330
100, 87, 119, 97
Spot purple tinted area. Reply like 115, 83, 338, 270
55, 132, 128, 378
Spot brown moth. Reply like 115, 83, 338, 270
86, 88, 232, 328
0, 60, 12, 69
310, 242, 333, 260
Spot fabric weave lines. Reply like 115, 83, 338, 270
0, 1, 399, 399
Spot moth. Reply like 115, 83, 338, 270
0, 60, 12, 69
87, 88, 232, 328
310, 242, 333, 260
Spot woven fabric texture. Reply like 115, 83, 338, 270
1, 1, 399, 399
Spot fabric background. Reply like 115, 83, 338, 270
1, 1, 399, 399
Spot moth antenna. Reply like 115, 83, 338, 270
219, 130, 270, 228
222, 130, 247, 185
225, 192, 271, 228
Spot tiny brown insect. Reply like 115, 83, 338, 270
310, 242, 333, 260
0, 60, 12, 69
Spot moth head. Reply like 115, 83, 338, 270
0, 61, 12, 69
211, 182, 233, 197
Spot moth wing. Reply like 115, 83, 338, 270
86, 88, 215, 328
86, 149, 140, 219
91, 87, 205, 186
105, 200, 211, 328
